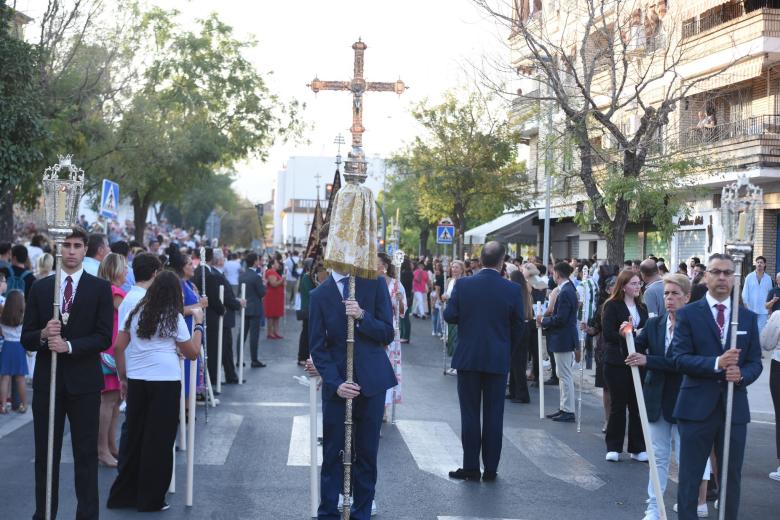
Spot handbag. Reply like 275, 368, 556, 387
100, 352, 117, 375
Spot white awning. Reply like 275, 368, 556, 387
681, 0, 731, 20
684, 54, 766, 96
464, 210, 537, 245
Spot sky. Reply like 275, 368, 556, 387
17, 0, 512, 203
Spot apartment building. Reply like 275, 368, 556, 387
468, 0, 780, 270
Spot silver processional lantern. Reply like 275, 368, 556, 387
41, 154, 84, 520
717, 173, 762, 520
42, 155, 85, 236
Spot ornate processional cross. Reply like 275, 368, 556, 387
308, 39, 407, 182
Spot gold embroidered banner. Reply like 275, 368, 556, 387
323, 183, 378, 279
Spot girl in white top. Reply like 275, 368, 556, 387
108, 270, 202, 512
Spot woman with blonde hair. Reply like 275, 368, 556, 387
443, 260, 465, 374
97, 252, 128, 467
35, 253, 54, 279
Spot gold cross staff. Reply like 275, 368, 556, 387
308, 39, 407, 180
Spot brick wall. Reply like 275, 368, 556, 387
755, 209, 778, 275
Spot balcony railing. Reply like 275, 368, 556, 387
681, 1, 780, 39
679, 114, 780, 147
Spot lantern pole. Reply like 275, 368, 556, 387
41, 155, 85, 520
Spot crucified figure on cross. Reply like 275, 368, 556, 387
308, 39, 407, 181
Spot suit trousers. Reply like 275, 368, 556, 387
32, 389, 100, 520
456, 370, 506, 472
399, 307, 411, 341
319, 392, 384, 520
297, 319, 310, 362
207, 325, 238, 384
678, 400, 746, 520
770, 359, 780, 459
604, 363, 646, 453
554, 351, 575, 413
508, 325, 531, 401
243, 315, 262, 362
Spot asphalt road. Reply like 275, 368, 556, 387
0, 312, 776, 519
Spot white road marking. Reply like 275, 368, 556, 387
0, 412, 33, 440
287, 413, 322, 466
190, 411, 243, 465
438, 517, 525, 520
505, 427, 606, 491
222, 401, 308, 407
396, 420, 463, 482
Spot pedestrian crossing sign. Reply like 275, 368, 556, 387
100, 179, 119, 219
436, 225, 454, 245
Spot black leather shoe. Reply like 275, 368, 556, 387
544, 378, 560, 386
546, 410, 564, 419
448, 468, 481, 481
552, 412, 575, 422
251, 361, 266, 368
505, 394, 515, 400
511, 397, 530, 404
225, 378, 239, 384
482, 471, 497, 482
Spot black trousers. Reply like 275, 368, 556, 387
298, 318, 310, 362
207, 325, 238, 384
771, 359, 780, 460
508, 323, 531, 401
603, 363, 645, 454
243, 314, 262, 362
107, 379, 180, 512
32, 389, 100, 520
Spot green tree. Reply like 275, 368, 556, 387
0, 1, 47, 240
394, 92, 529, 255
105, 8, 302, 240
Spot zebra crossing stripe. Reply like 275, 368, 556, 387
287, 413, 323, 466
504, 427, 606, 491
396, 420, 463, 482
0, 412, 33, 441
438, 517, 525, 520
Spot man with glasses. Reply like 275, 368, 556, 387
671, 253, 763, 520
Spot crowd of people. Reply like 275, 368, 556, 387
1, 217, 779, 519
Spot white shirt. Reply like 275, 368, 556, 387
59, 268, 84, 311
705, 291, 731, 372
285, 256, 299, 282
82, 256, 100, 276
118, 285, 147, 331
665, 316, 674, 353
223, 260, 241, 285
1, 324, 22, 341
26, 245, 43, 267
742, 270, 772, 316
124, 310, 190, 381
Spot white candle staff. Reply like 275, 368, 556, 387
185, 356, 197, 506
622, 322, 666, 520
536, 301, 545, 420
217, 285, 225, 393
239, 283, 246, 384
179, 358, 186, 450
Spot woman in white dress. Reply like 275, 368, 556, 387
377, 253, 405, 414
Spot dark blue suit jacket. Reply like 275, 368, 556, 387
635, 314, 681, 423
309, 275, 396, 400
541, 281, 578, 353
671, 298, 763, 424
443, 269, 523, 375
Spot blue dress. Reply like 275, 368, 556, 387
0, 324, 28, 376
182, 280, 202, 396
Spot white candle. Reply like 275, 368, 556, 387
56, 187, 67, 222
736, 212, 746, 241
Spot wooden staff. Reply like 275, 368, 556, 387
239, 283, 246, 385
623, 322, 666, 520
536, 301, 545, 420
217, 285, 225, 393
341, 275, 356, 520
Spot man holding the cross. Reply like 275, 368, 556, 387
671, 253, 763, 520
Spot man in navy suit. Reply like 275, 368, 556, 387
671, 253, 763, 520
443, 241, 523, 482
309, 270, 396, 520
538, 261, 579, 423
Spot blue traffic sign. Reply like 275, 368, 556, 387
100, 179, 119, 219
387, 243, 396, 256
436, 225, 455, 245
